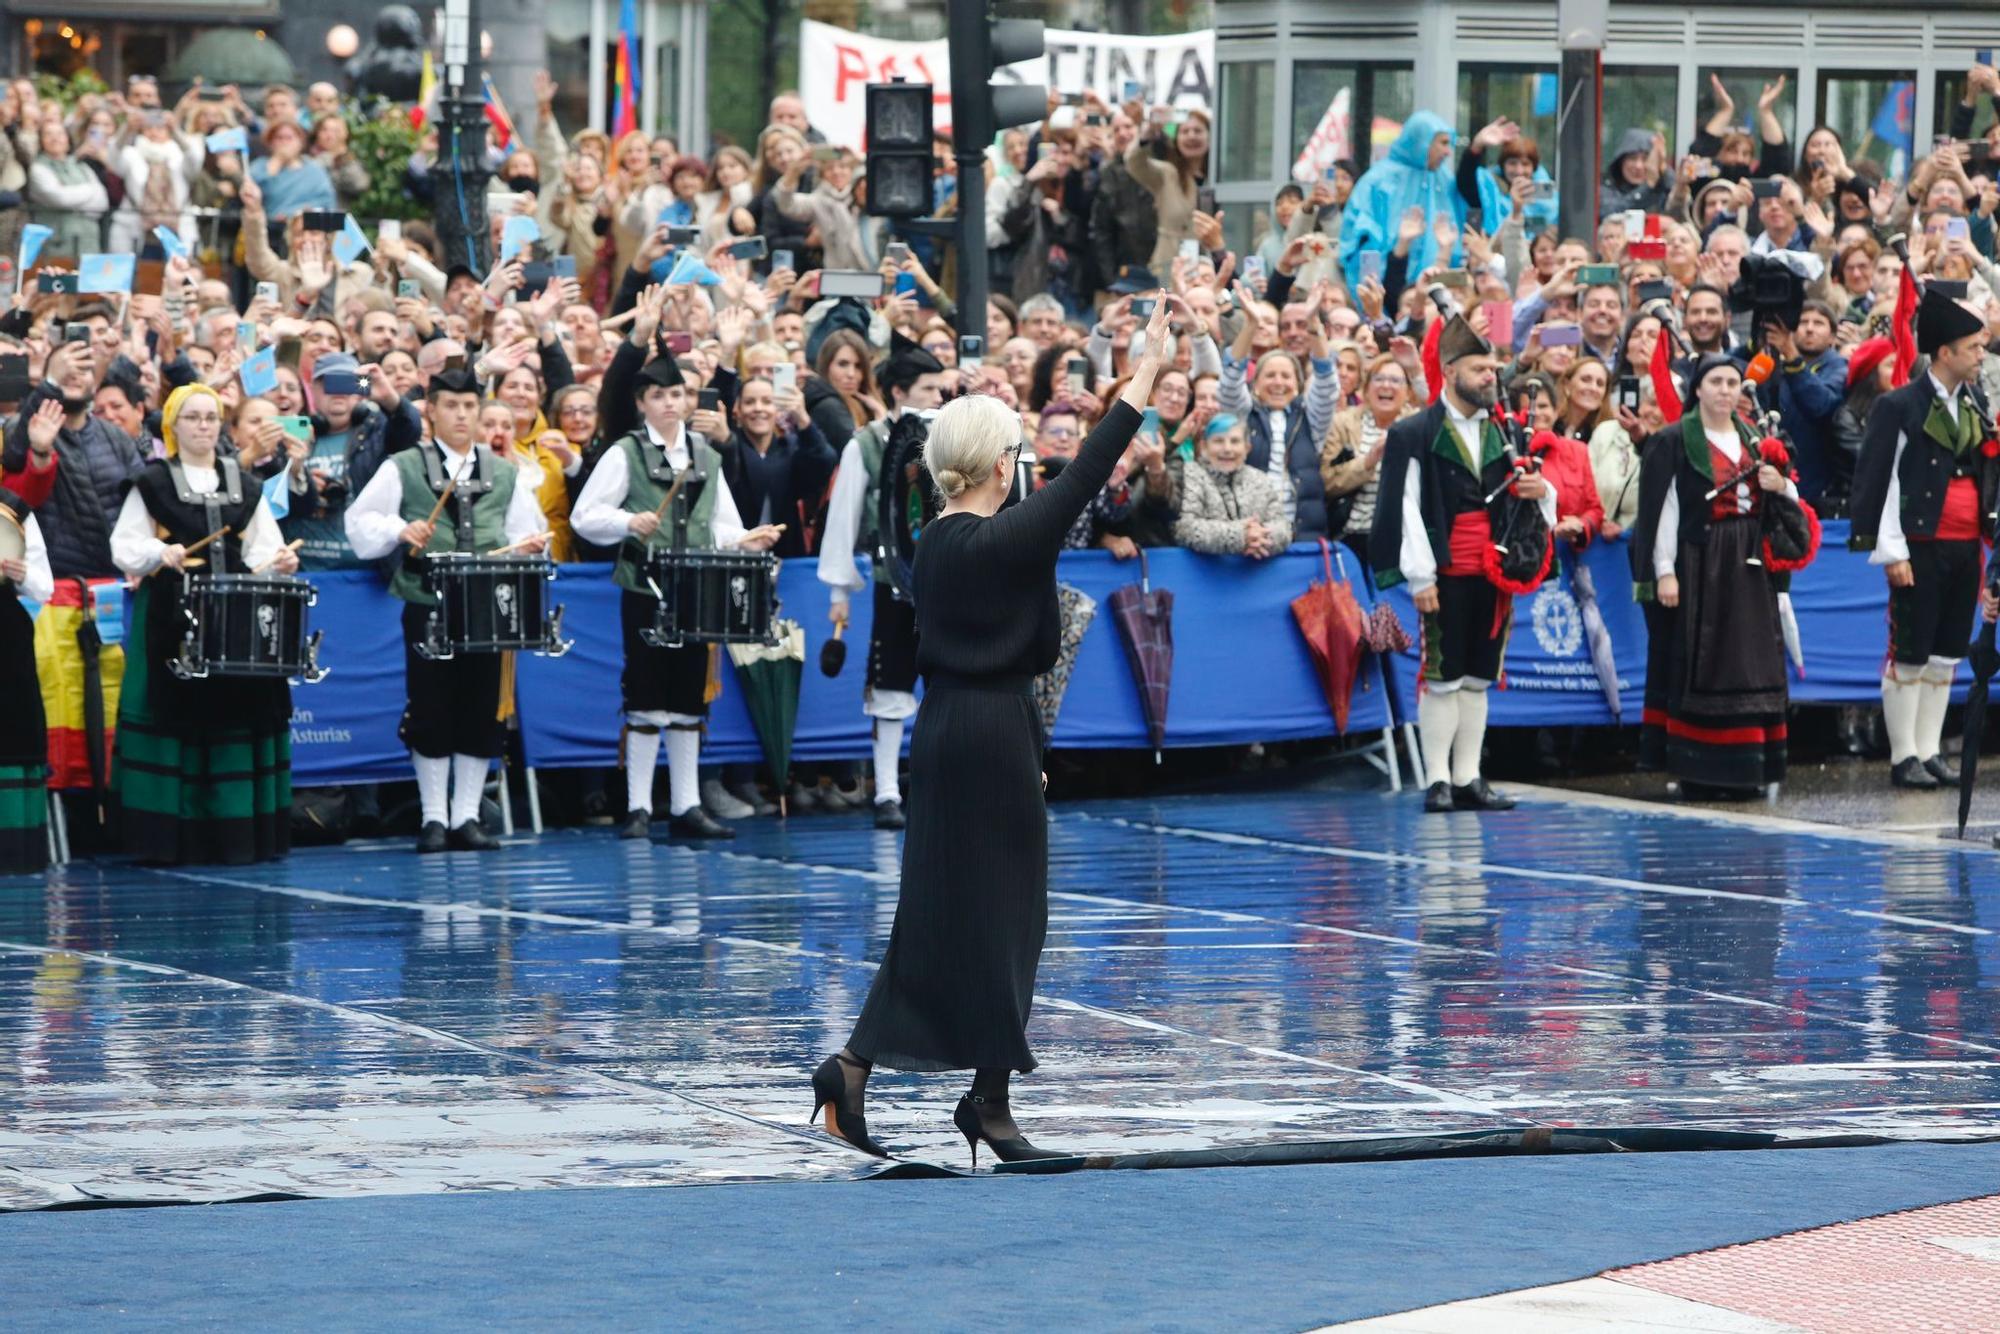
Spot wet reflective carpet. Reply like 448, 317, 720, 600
5, 786, 2000, 1210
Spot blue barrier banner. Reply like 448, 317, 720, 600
1378, 518, 1930, 726
286, 569, 419, 785
511, 549, 1395, 769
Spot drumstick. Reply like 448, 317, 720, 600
485, 533, 547, 556
250, 538, 305, 574
409, 474, 460, 555
150, 524, 230, 577
652, 468, 688, 520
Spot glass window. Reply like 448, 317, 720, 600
1291, 62, 1414, 173
1457, 63, 1557, 161
1694, 67, 1797, 164
1217, 60, 1274, 185
545, 0, 592, 135
1603, 66, 1679, 161
1931, 69, 1997, 149
1820, 72, 1916, 173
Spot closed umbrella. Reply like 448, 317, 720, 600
727, 620, 805, 817
1563, 548, 1621, 719
1957, 560, 2000, 837
1034, 584, 1097, 737
1289, 538, 1366, 731
1107, 548, 1174, 761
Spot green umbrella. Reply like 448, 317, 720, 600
164, 30, 299, 91
728, 619, 805, 816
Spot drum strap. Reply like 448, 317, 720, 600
168, 457, 243, 574
421, 444, 495, 554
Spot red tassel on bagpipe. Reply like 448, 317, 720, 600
1891, 261, 1919, 389
1480, 529, 1553, 598
1762, 499, 1822, 573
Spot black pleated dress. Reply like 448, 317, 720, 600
846, 401, 1142, 1073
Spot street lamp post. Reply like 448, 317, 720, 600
433, 0, 492, 275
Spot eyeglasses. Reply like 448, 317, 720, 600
1040, 424, 1078, 440
1368, 374, 1407, 387
1005, 441, 1025, 465
559, 403, 595, 418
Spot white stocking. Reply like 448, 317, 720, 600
624, 726, 661, 814
666, 727, 701, 817
1917, 656, 1959, 762
1882, 664, 1924, 764
1417, 687, 1461, 788
412, 752, 449, 827
1452, 680, 1491, 787
873, 717, 904, 806
449, 754, 487, 828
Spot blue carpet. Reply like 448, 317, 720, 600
8, 1142, 2000, 1330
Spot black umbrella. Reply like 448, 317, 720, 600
1957, 556, 2000, 837
1108, 549, 1174, 761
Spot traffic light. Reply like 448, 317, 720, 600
864, 80, 933, 218
946, 11, 1047, 150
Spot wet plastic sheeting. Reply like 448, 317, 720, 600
4, 790, 2000, 1207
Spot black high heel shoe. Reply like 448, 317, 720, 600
953, 1094, 1068, 1169
809, 1055, 889, 1158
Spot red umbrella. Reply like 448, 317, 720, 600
1108, 549, 1174, 761
1290, 538, 1366, 731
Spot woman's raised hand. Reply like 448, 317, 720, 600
1120, 292, 1174, 411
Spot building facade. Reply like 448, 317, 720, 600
1214, 0, 2000, 248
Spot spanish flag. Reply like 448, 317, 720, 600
411, 50, 436, 129
612, 0, 641, 138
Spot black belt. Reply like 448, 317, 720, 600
924, 671, 1033, 697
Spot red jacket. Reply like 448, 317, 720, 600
2, 447, 55, 510
1529, 429, 1603, 545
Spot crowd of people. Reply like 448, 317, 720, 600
4, 61, 2000, 873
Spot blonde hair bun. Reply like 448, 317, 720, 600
923, 395, 1022, 501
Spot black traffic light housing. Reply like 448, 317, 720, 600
864, 80, 933, 219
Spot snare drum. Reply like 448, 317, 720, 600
418, 552, 573, 660
172, 573, 327, 682
638, 549, 778, 648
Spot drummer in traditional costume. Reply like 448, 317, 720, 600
0, 486, 54, 872
1850, 288, 1996, 790
1631, 354, 1819, 796
570, 355, 784, 842
344, 367, 551, 854
816, 335, 947, 830
1370, 315, 1556, 813
110, 384, 299, 865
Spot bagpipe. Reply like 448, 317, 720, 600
877, 408, 939, 605
1703, 351, 1821, 573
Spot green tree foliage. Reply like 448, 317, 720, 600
348, 103, 428, 222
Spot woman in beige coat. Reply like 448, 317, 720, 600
1124, 109, 1210, 275
1320, 352, 1417, 551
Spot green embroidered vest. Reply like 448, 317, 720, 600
388, 443, 520, 605
610, 429, 722, 593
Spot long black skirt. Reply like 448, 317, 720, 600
1647, 514, 1789, 791
847, 674, 1047, 1074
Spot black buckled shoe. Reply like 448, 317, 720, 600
669, 806, 735, 840
1451, 779, 1516, 811
953, 1095, 1068, 1169
617, 808, 653, 840
873, 799, 906, 830
1423, 782, 1454, 813
416, 820, 448, 854
1891, 756, 1940, 789
1924, 754, 1960, 785
448, 820, 500, 851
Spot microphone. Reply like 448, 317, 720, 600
1642, 297, 1693, 356
1742, 351, 1776, 388
1424, 283, 1458, 320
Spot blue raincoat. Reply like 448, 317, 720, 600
1474, 163, 1559, 236
1337, 111, 1465, 290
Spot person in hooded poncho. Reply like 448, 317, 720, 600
1337, 112, 1464, 292
1849, 287, 1998, 791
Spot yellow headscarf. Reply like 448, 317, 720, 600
160, 382, 224, 459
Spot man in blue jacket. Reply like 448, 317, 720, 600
1767, 300, 1849, 504
1337, 112, 1463, 292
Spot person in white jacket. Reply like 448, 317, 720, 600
108, 112, 200, 254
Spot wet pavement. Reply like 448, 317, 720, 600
5, 783, 2000, 1210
